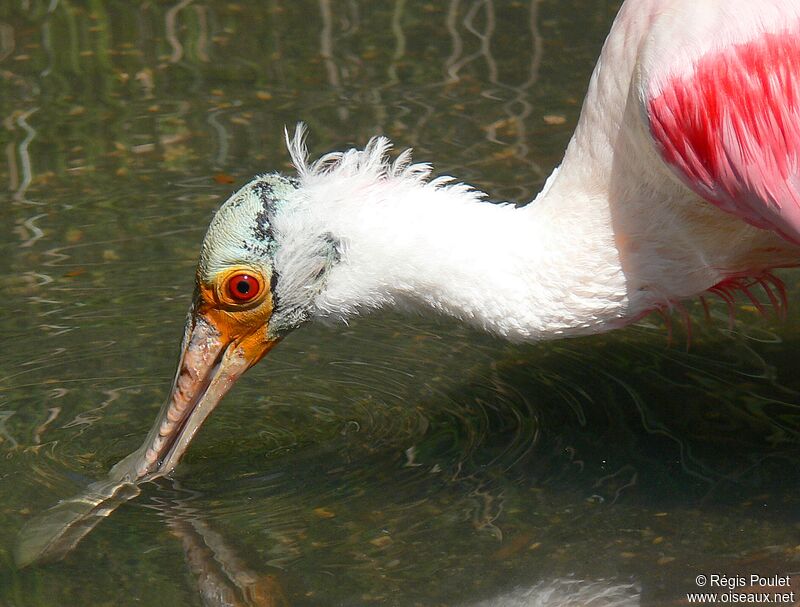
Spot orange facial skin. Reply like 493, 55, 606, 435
195, 267, 280, 369
127, 265, 283, 481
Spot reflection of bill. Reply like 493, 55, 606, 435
14, 310, 271, 568
16, 478, 290, 607
173, 518, 288, 607
167, 505, 289, 607
15, 474, 142, 567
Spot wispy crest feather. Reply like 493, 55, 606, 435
285, 123, 467, 192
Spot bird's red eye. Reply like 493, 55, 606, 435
226, 273, 261, 302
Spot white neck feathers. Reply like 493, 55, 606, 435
272, 129, 633, 341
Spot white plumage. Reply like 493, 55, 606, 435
265, 127, 629, 339
197, 0, 800, 346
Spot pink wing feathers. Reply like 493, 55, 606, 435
645, 14, 800, 244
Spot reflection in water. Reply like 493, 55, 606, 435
15, 476, 141, 567
7, 108, 39, 205
467, 579, 639, 607
0, 1, 799, 606
156, 482, 290, 607
171, 517, 288, 607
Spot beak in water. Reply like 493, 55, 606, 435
111, 288, 279, 484
15, 178, 298, 566
15, 288, 280, 568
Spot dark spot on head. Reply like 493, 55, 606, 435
251, 180, 276, 244
322, 232, 342, 264
241, 239, 270, 259
252, 180, 276, 201
270, 268, 280, 307
227, 195, 246, 209
252, 208, 272, 243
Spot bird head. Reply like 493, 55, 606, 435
114, 126, 428, 483
120, 172, 338, 482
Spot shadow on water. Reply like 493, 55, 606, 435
7, 313, 800, 606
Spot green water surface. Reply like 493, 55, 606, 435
0, 1, 798, 606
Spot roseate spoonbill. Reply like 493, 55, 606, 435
62, 0, 800, 490
17, 0, 800, 568
92, 0, 800, 482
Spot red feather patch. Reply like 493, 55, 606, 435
648, 27, 800, 244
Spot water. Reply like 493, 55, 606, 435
0, 1, 798, 605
